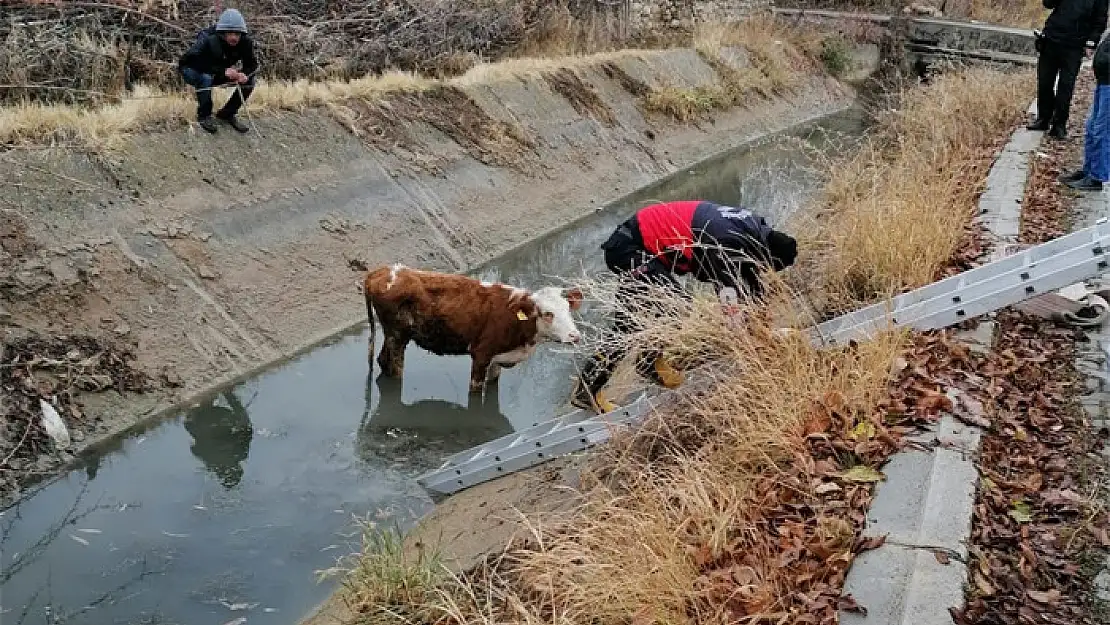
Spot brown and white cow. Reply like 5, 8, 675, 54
364, 264, 584, 394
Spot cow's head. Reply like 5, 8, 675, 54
529, 287, 584, 344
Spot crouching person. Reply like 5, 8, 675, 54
178, 8, 259, 134
569, 200, 798, 414
1061, 33, 1110, 191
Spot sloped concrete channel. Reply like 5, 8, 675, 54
0, 108, 869, 625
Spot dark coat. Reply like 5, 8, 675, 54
178, 26, 259, 79
1095, 33, 1110, 82
1042, 0, 1109, 49
615, 200, 789, 297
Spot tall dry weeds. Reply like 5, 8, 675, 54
805, 64, 1032, 315
641, 17, 832, 121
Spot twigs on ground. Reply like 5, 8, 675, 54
0, 333, 154, 503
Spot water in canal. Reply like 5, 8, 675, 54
0, 107, 870, 625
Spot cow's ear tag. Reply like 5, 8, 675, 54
516, 310, 528, 321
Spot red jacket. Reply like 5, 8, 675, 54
633, 200, 701, 272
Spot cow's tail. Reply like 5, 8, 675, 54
364, 275, 377, 366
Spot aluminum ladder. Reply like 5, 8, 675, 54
416, 218, 1110, 497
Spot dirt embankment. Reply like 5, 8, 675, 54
0, 45, 867, 504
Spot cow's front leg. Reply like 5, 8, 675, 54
377, 332, 410, 378
469, 355, 492, 394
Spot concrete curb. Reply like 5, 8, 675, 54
839, 100, 1041, 624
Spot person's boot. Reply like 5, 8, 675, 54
646, 356, 685, 389
1059, 168, 1086, 183
1065, 174, 1104, 191
216, 110, 249, 133
198, 116, 218, 134
1027, 117, 1051, 131
569, 377, 617, 414
1048, 124, 1067, 140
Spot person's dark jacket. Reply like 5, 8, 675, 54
1096, 33, 1110, 82
178, 26, 259, 80
615, 200, 796, 298
1042, 0, 1109, 49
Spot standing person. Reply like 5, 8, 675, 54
1028, 0, 1108, 140
178, 8, 259, 134
569, 200, 798, 414
1059, 32, 1110, 190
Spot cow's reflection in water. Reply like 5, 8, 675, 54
356, 369, 515, 471
184, 391, 254, 490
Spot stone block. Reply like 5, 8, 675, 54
841, 543, 970, 625
954, 320, 998, 353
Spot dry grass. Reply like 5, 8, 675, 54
0, 14, 838, 150
0, 71, 435, 150
968, 0, 1050, 28
319, 517, 450, 624
642, 17, 830, 122
778, 0, 1048, 28
323, 62, 1036, 624
803, 64, 1033, 314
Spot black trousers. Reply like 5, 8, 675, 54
1036, 39, 1085, 129
576, 226, 688, 400
181, 67, 256, 120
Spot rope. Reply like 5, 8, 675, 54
0, 69, 262, 101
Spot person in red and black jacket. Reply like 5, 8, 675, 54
570, 200, 798, 413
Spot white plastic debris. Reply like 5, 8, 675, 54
39, 398, 70, 450
1014, 282, 1110, 327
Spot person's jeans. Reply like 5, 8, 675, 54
1036, 40, 1085, 129
180, 67, 255, 120
1084, 83, 1110, 182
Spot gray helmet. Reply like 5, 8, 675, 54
215, 8, 248, 33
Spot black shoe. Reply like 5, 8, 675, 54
198, 116, 218, 134
569, 377, 614, 413
216, 112, 249, 133
1058, 169, 1086, 183
1048, 125, 1067, 140
1065, 175, 1104, 191
1027, 118, 1051, 131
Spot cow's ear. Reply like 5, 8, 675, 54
565, 287, 584, 311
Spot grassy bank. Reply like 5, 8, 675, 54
321, 64, 1033, 624
0, 16, 843, 151
0, 0, 635, 106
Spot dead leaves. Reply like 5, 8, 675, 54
946, 386, 991, 427
1026, 588, 1062, 605
955, 307, 1109, 625
837, 465, 885, 483
951, 99, 1110, 625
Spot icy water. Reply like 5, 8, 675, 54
0, 107, 869, 625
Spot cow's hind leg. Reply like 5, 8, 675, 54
469, 355, 493, 395
485, 363, 504, 383
377, 331, 411, 379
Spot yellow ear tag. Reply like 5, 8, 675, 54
516, 310, 528, 321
